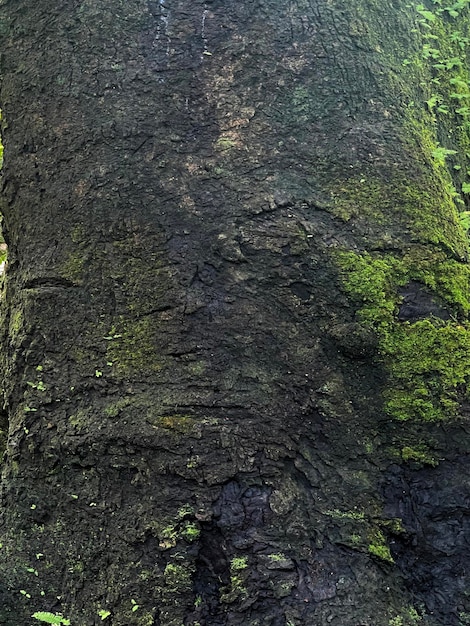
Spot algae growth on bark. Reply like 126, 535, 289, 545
0, 0, 468, 625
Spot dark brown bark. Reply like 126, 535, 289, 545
0, 1, 468, 625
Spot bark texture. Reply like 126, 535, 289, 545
0, 1, 469, 625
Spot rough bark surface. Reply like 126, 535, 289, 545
0, 1, 468, 625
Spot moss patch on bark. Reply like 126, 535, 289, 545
336, 247, 470, 421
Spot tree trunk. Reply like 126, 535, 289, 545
0, 1, 469, 624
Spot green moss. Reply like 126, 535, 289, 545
272, 578, 296, 600
267, 553, 288, 562
70, 224, 86, 244
335, 251, 406, 327
157, 521, 200, 547
176, 504, 194, 519
398, 4, 470, 253
220, 556, 250, 603
158, 525, 177, 549
324, 509, 366, 521
368, 530, 394, 563
61, 252, 85, 283
401, 444, 438, 466
100, 599, 154, 626
106, 317, 165, 377
380, 518, 406, 535
336, 249, 470, 421
402, 248, 470, 314
399, 181, 465, 255
230, 556, 248, 571
327, 175, 393, 222
155, 509, 200, 549
68, 409, 91, 429
338, 170, 466, 252
180, 522, 200, 542
382, 319, 470, 420
163, 563, 193, 593
220, 575, 248, 604
406, 608, 422, 624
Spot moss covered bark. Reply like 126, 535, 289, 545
0, 1, 468, 625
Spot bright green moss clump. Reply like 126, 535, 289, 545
337, 250, 470, 421
337, 252, 407, 327
383, 319, 470, 420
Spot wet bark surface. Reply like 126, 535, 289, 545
0, 1, 468, 625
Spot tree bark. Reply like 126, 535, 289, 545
0, 1, 469, 625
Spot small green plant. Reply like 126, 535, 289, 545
230, 556, 248, 571
416, 4, 437, 21
98, 609, 111, 620
158, 524, 177, 549
430, 146, 457, 164
32, 613, 71, 625
177, 504, 194, 519
459, 210, 470, 231
27, 381, 46, 391
407, 607, 422, 622
181, 522, 200, 542
368, 529, 394, 562
425, 94, 439, 110
369, 542, 394, 562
